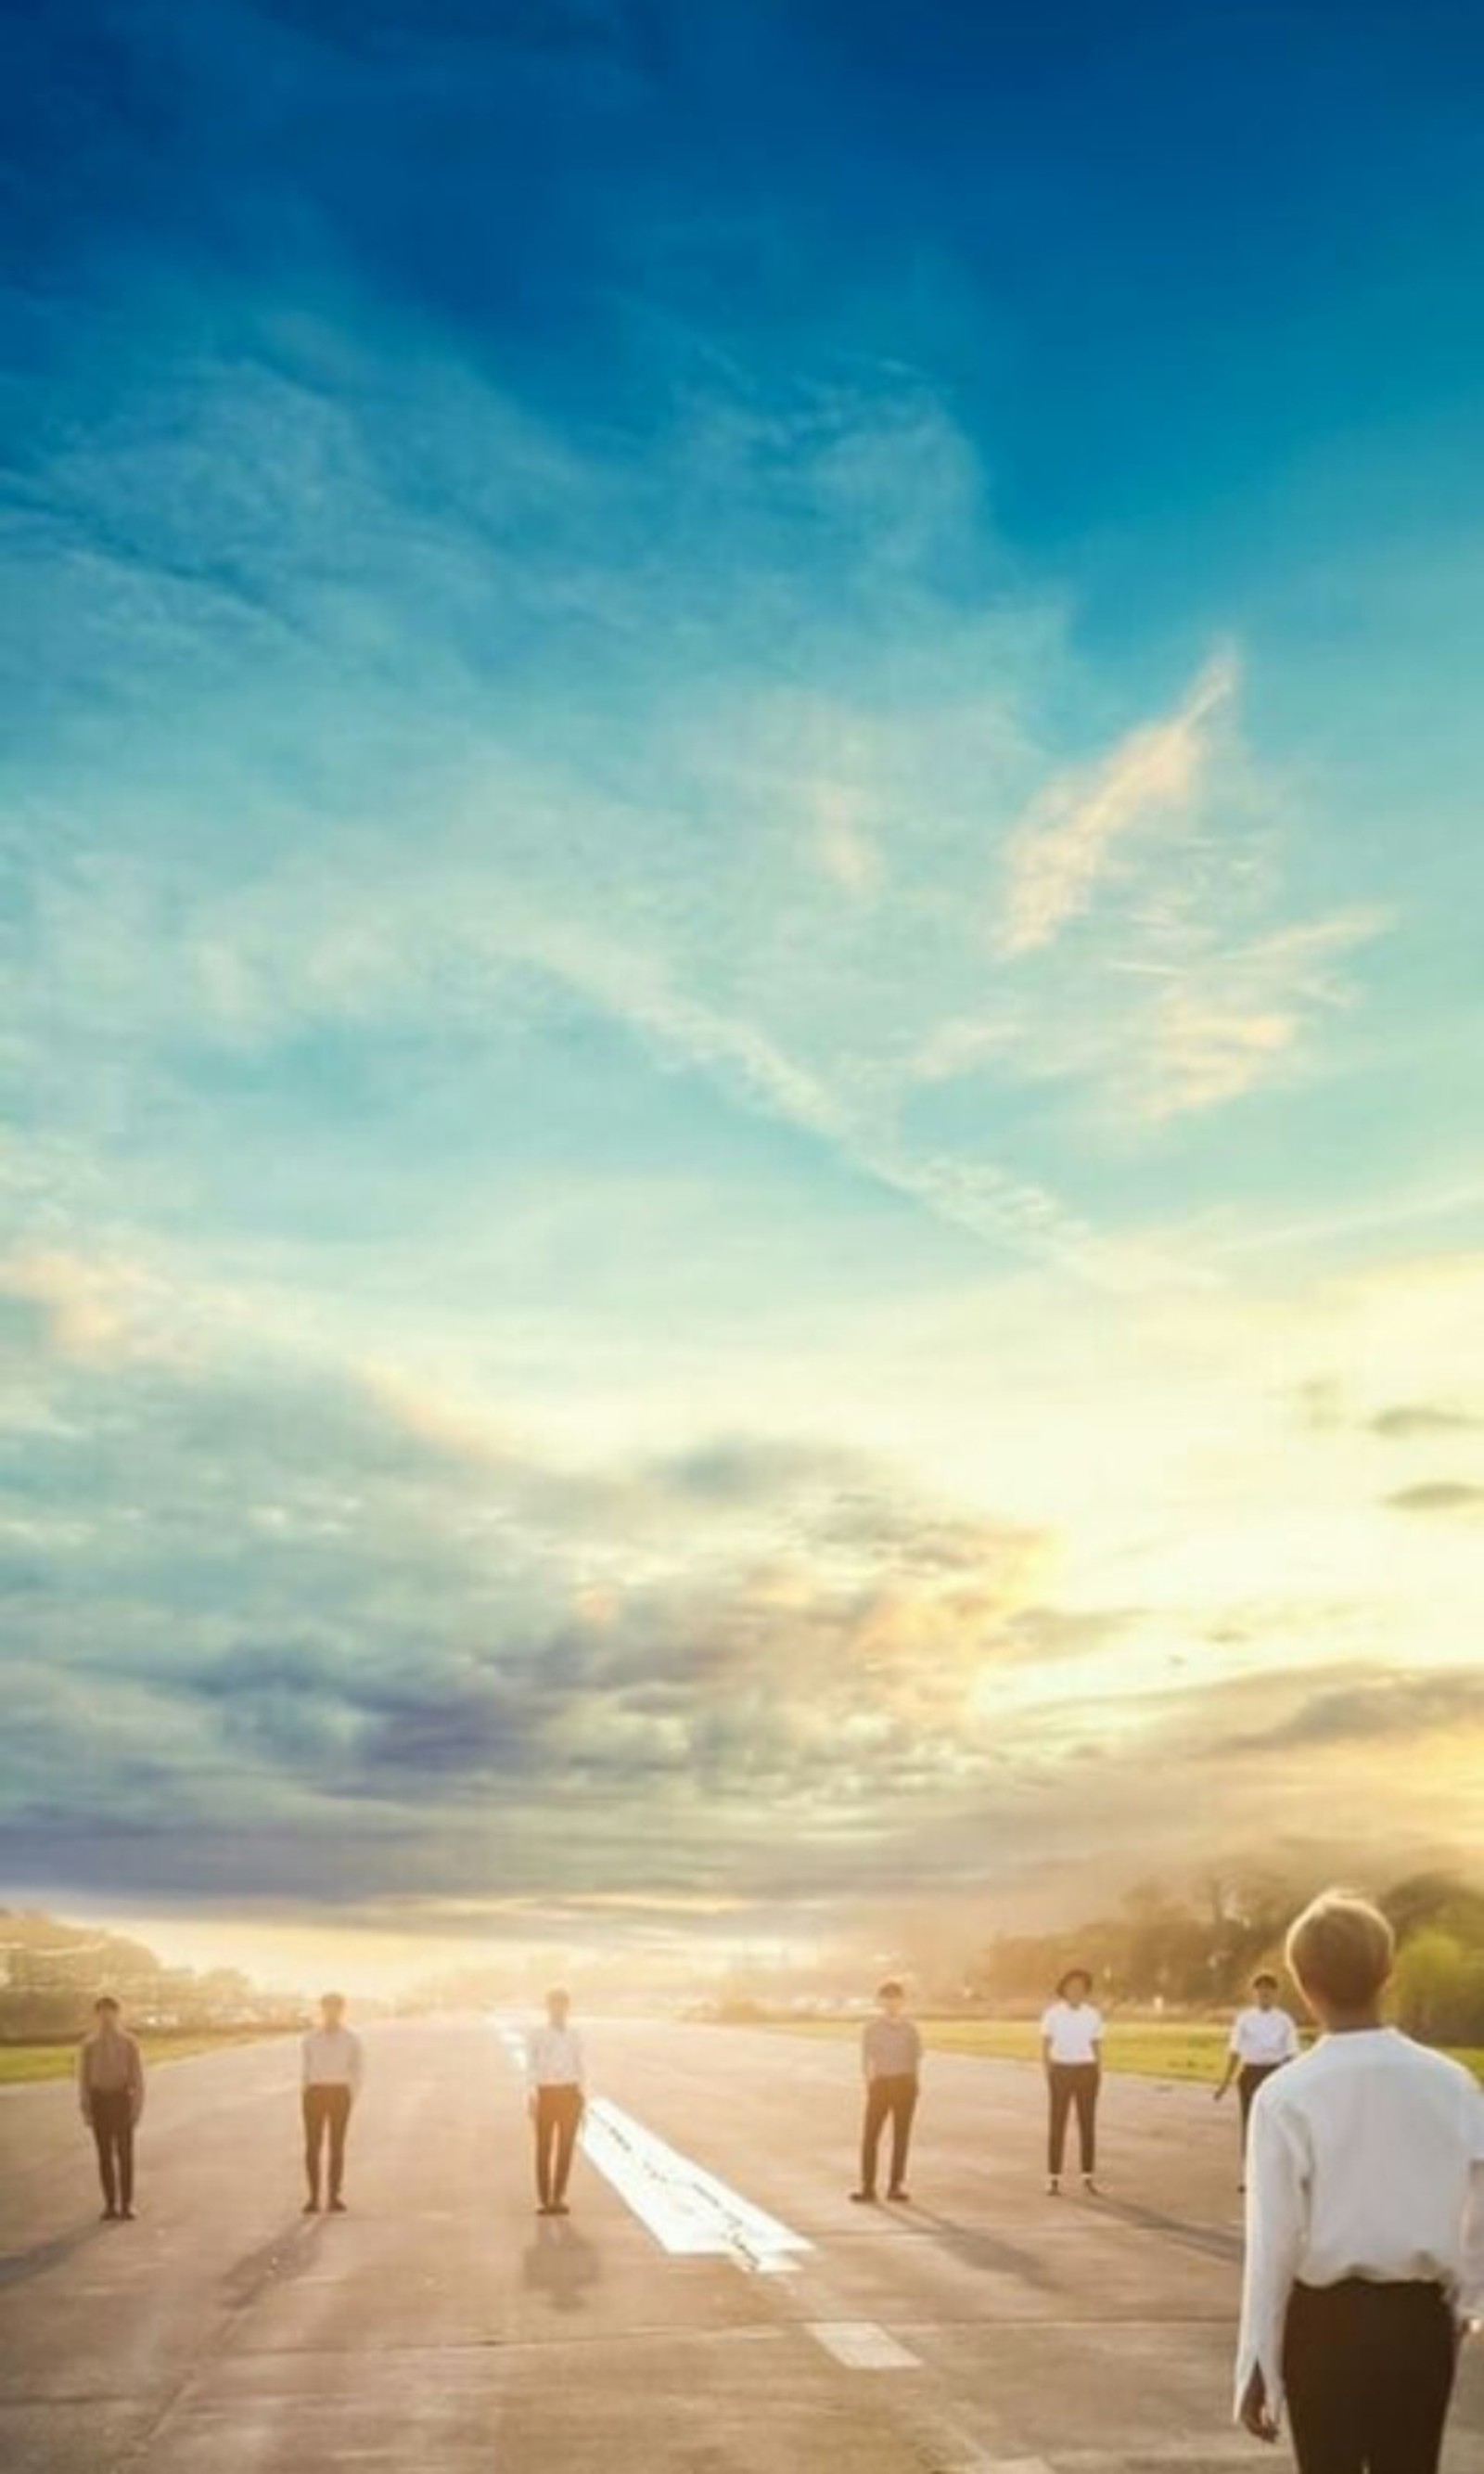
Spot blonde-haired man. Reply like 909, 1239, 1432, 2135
1235, 1888, 1484, 2471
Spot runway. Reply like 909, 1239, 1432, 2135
3, 2016, 1481, 2472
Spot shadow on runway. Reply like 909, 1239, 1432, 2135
1090, 2195, 1243, 2266
885, 2202, 1054, 2288
522, 2216, 601, 2314
219, 2212, 326, 2312
0, 2222, 107, 2289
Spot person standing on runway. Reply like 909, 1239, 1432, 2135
851, 1979, 922, 2204
1214, 1970, 1300, 2187
1042, 1967, 1103, 2196
527, 1987, 585, 2216
77, 1994, 146, 2221
1236, 1888, 1484, 2470
301, 1991, 364, 2214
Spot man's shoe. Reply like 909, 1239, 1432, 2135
849, 2189, 877, 2203
120, 2206, 136, 2221
887, 2186, 911, 2202
552, 2200, 570, 2215
1081, 2174, 1100, 2195
302, 2198, 320, 2214
101, 2206, 118, 2221
1045, 2175, 1060, 2196
328, 2197, 347, 2212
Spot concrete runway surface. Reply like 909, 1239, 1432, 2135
3, 2016, 1481, 2474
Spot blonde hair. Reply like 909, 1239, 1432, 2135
1286, 1888, 1394, 2008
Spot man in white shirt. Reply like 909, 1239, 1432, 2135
527, 1987, 585, 2216
301, 1991, 365, 2214
1216, 1971, 1302, 2186
1041, 1967, 1104, 2196
1236, 1888, 1484, 2471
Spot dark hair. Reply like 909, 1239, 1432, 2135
320, 1990, 345, 2006
1055, 1967, 1093, 1998
1251, 1970, 1279, 1991
94, 1994, 121, 2014
876, 1979, 904, 2000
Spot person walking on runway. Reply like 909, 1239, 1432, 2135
1042, 1967, 1103, 2196
78, 1994, 146, 2221
301, 1991, 364, 2214
1214, 1970, 1300, 2187
527, 1987, 585, 2216
851, 1979, 922, 2204
1236, 1888, 1484, 2471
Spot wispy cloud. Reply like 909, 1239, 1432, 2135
998, 650, 1238, 957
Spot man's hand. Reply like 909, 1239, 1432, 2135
1239, 2366, 1278, 2443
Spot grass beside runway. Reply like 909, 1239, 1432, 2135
748, 2015, 1484, 2083
0, 2027, 288, 2087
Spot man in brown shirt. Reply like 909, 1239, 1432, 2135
77, 1995, 146, 2220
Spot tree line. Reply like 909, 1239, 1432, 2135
969, 1869, 1484, 2043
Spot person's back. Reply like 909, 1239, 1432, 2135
1236, 1889, 1484, 2474
1266, 2029, 1482, 2289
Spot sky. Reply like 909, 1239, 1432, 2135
3, 0, 1483, 1993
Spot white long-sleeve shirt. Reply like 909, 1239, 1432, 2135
1235, 2027, 1484, 2427
301, 2025, 365, 2094
526, 2023, 585, 2093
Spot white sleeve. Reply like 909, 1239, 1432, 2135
1227, 2015, 1245, 2058
1461, 2085, 1484, 2318
1234, 2092, 1310, 2427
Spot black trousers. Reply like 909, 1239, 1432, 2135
302, 2083, 352, 2200
533, 2084, 583, 2205
1237, 2061, 1282, 2149
1046, 2062, 1099, 2173
89, 2090, 134, 2211
1283, 2278, 1456, 2474
860, 2073, 917, 2193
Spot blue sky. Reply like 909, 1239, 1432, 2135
3, 0, 1483, 1984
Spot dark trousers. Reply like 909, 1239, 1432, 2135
1237, 2061, 1282, 2149
533, 2084, 583, 2206
90, 2090, 134, 2211
302, 2083, 352, 2200
1046, 2062, 1099, 2174
860, 2072, 917, 2194
1284, 2279, 1456, 2474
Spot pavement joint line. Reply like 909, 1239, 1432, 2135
806, 2318, 923, 2371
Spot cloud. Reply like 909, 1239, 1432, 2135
1214, 1666, 1484, 1754
1371, 1402, 1481, 1440
1385, 1482, 1484, 1517
998, 651, 1238, 957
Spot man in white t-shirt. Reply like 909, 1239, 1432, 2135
1040, 1967, 1104, 2195
1214, 1970, 1300, 2186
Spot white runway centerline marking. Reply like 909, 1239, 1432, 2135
489, 2020, 811, 2275
579, 2096, 812, 2275
806, 2319, 922, 2370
